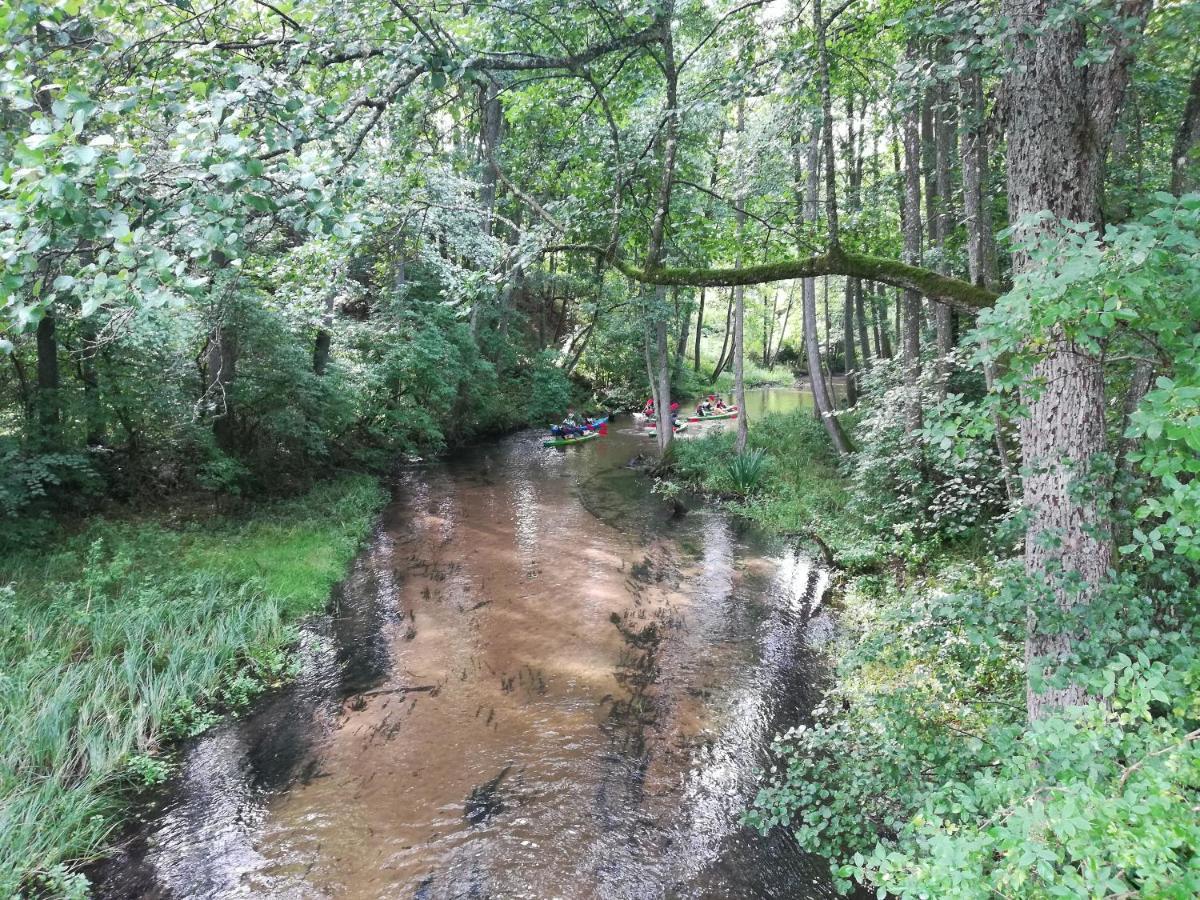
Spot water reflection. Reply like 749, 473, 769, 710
94, 388, 836, 900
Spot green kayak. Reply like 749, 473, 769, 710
542, 431, 601, 448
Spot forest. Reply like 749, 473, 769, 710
2, 0, 1199, 897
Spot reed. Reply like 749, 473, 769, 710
0, 474, 385, 896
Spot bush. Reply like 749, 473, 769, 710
726, 448, 769, 496
847, 354, 1011, 548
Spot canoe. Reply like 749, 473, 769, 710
543, 431, 601, 448
645, 421, 689, 435
646, 406, 736, 426
548, 415, 609, 437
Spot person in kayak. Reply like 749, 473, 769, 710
695, 398, 713, 417
556, 410, 583, 437
642, 398, 655, 417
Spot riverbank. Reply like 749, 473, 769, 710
84, 402, 842, 899
665, 408, 1200, 898
0, 474, 387, 897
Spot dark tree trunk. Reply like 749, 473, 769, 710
874, 282, 893, 359
693, 287, 705, 371
1171, 65, 1200, 195
902, 60, 924, 433
35, 313, 60, 446
672, 288, 690, 381
772, 283, 797, 368
710, 292, 734, 382
312, 276, 339, 376
854, 280, 872, 370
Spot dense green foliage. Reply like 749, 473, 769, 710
0, 475, 385, 897
3, 0, 1200, 895
671, 331, 1200, 898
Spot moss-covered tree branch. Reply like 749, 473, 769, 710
608, 250, 999, 311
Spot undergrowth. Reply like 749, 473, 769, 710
0, 474, 386, 898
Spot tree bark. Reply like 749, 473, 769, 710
798, 122, 853, 454
710, 292, 734, 382
1003, 0, 1150, 720
205, 324, 238, 452
733, 95, 749, 454
1171, 65, 1200, 195
471, 80, 504, 339
693, 287, 705, 370
933, 69, 956, 389
35, 313, 60, 446
772, 283, 797, 368
312, 274, 340, 376
902, 62, 924, 433
850, 281, 868, 370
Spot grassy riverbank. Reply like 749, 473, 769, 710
0, 474, 387, 897
667, 408, 1200, 898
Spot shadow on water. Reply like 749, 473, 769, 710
92, 389, 849, 900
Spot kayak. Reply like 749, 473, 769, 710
646, 406, 736, 426
543, 431, 601, 448
645, 421, 689, 436
548, 415, 609, 437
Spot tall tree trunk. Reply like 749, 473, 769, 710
654, 289, 673, 451
854, 281, 872, 371
710, 292, 734, 382
1171, 65, 1200, 195
206, 324, 238, 452
35, 312, 60, 447
80, 324, 104, 446
646, 8, 679, 452
873, 282, 892, 359
842, 280, 858, 404
960, 58, 1016, 500
933, 70, 956, 390
312, 275, 339, 376
471, 80, 504, 339
798, 121, 852, 454
902, 62, 925, 433
1003, 0, 1149, 720
672, 288, 690, 381
693, 287, 705, 371
772, 283, 796, 368
733, 95, 749, 454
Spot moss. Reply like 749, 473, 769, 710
610, 250, 999, 311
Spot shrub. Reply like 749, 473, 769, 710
727, 448, 769, 496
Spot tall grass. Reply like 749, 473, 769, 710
668, 410, 866, 552
0, 474, 385, 897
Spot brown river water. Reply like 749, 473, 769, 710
93, 388, 840, 900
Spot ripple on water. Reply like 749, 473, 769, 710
93, 392, 842, 900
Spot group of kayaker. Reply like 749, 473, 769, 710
641, 398, 679, 418
693, 394, 731, 417
550, 409, 604, 437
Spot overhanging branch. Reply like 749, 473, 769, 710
552, 245, 1000, 311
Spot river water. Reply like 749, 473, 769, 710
93, 388, 839, 899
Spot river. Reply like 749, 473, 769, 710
93, 388, 839, 900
